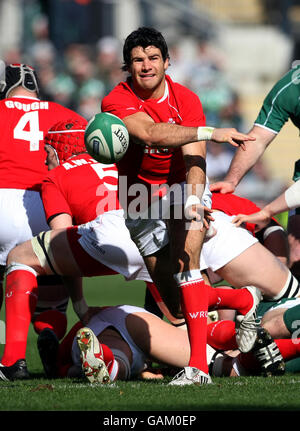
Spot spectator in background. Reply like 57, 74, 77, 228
46, 73, 77, 108
206, 142, 233, 183
27, 14, 56, 70
95, 36, 123, 93
235, 159, 287, 209
77, 79, 105, 119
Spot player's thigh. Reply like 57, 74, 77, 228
32, 229, 82, 276
260, 307, 289, 338
7, 238, 42, 271
217, 242, 289, 294
126, 311, 190, 367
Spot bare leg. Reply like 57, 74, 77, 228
125, 311, 190, 367
261, 308, 291, 339
7, 229, 82, 276
216, 242, 290, 299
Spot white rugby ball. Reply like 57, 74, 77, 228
84, 112, 129, 164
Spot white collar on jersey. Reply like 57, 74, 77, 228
10, 95, 39, 100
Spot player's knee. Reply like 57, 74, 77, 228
6, 245, 24, 266
262, 314, 283, 338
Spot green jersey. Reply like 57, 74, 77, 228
255, 64, 300, 134
255, 65, 300, 184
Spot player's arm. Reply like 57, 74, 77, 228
122, 111, 255, 149
48, 213, 73, 230
210, 125, 276, 193
232, 180, 300, 230
181, 140, 213, 226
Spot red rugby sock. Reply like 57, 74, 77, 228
275, 338, 300, 361
2, 269, 38, 366
208, 286, 253, 315
207, 320, 237, 351
175, 271, 209, 373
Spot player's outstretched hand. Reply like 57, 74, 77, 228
211, 128, 255, 149
210, 180, 235, 194
232, 209, 271, 232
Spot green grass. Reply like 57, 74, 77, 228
1, 376, 300, 411
1, 275, 300, 416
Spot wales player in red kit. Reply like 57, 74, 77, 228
0, 64, 83, 265
0, 64, 84, 313
101, 27, 255, 385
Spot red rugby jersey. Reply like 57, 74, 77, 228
41, 153, 120, 225
0, 96, 83, 191
101, 75, 206, 193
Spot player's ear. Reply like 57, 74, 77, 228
164, 57, 169, 71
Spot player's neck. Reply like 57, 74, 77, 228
7, 88, 38, 99
131, 77, 167, 101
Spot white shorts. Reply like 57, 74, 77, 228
0, 188, 48, 266
71, 305, 150, 377
76, 210, 152, 282
200, 211, 258, 272
126, 180, 212, 257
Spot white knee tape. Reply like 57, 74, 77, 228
263, 225, 284, 241
269, 271, 300, 301
5, 262, 37, 277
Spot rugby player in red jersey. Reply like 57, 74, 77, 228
101, 27, 255, 385
0, 64, 84, 304
0, 63, 84, 375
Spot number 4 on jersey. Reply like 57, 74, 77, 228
14, 111, 43, 151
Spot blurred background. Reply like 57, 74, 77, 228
0, 0, 299, 210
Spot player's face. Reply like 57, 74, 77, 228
129, 45, 169, 99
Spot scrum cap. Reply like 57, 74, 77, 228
0, 63, 39, 99
45, 118, 88, 164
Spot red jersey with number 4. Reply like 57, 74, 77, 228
41, 153, 120, 225
101, 74, 206, 190
0, 96, 83, 191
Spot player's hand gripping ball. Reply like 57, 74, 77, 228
84, 112, 129, 164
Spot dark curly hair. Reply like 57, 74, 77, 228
122, 27, 170, 71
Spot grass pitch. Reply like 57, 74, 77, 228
1, 275, 300, 419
